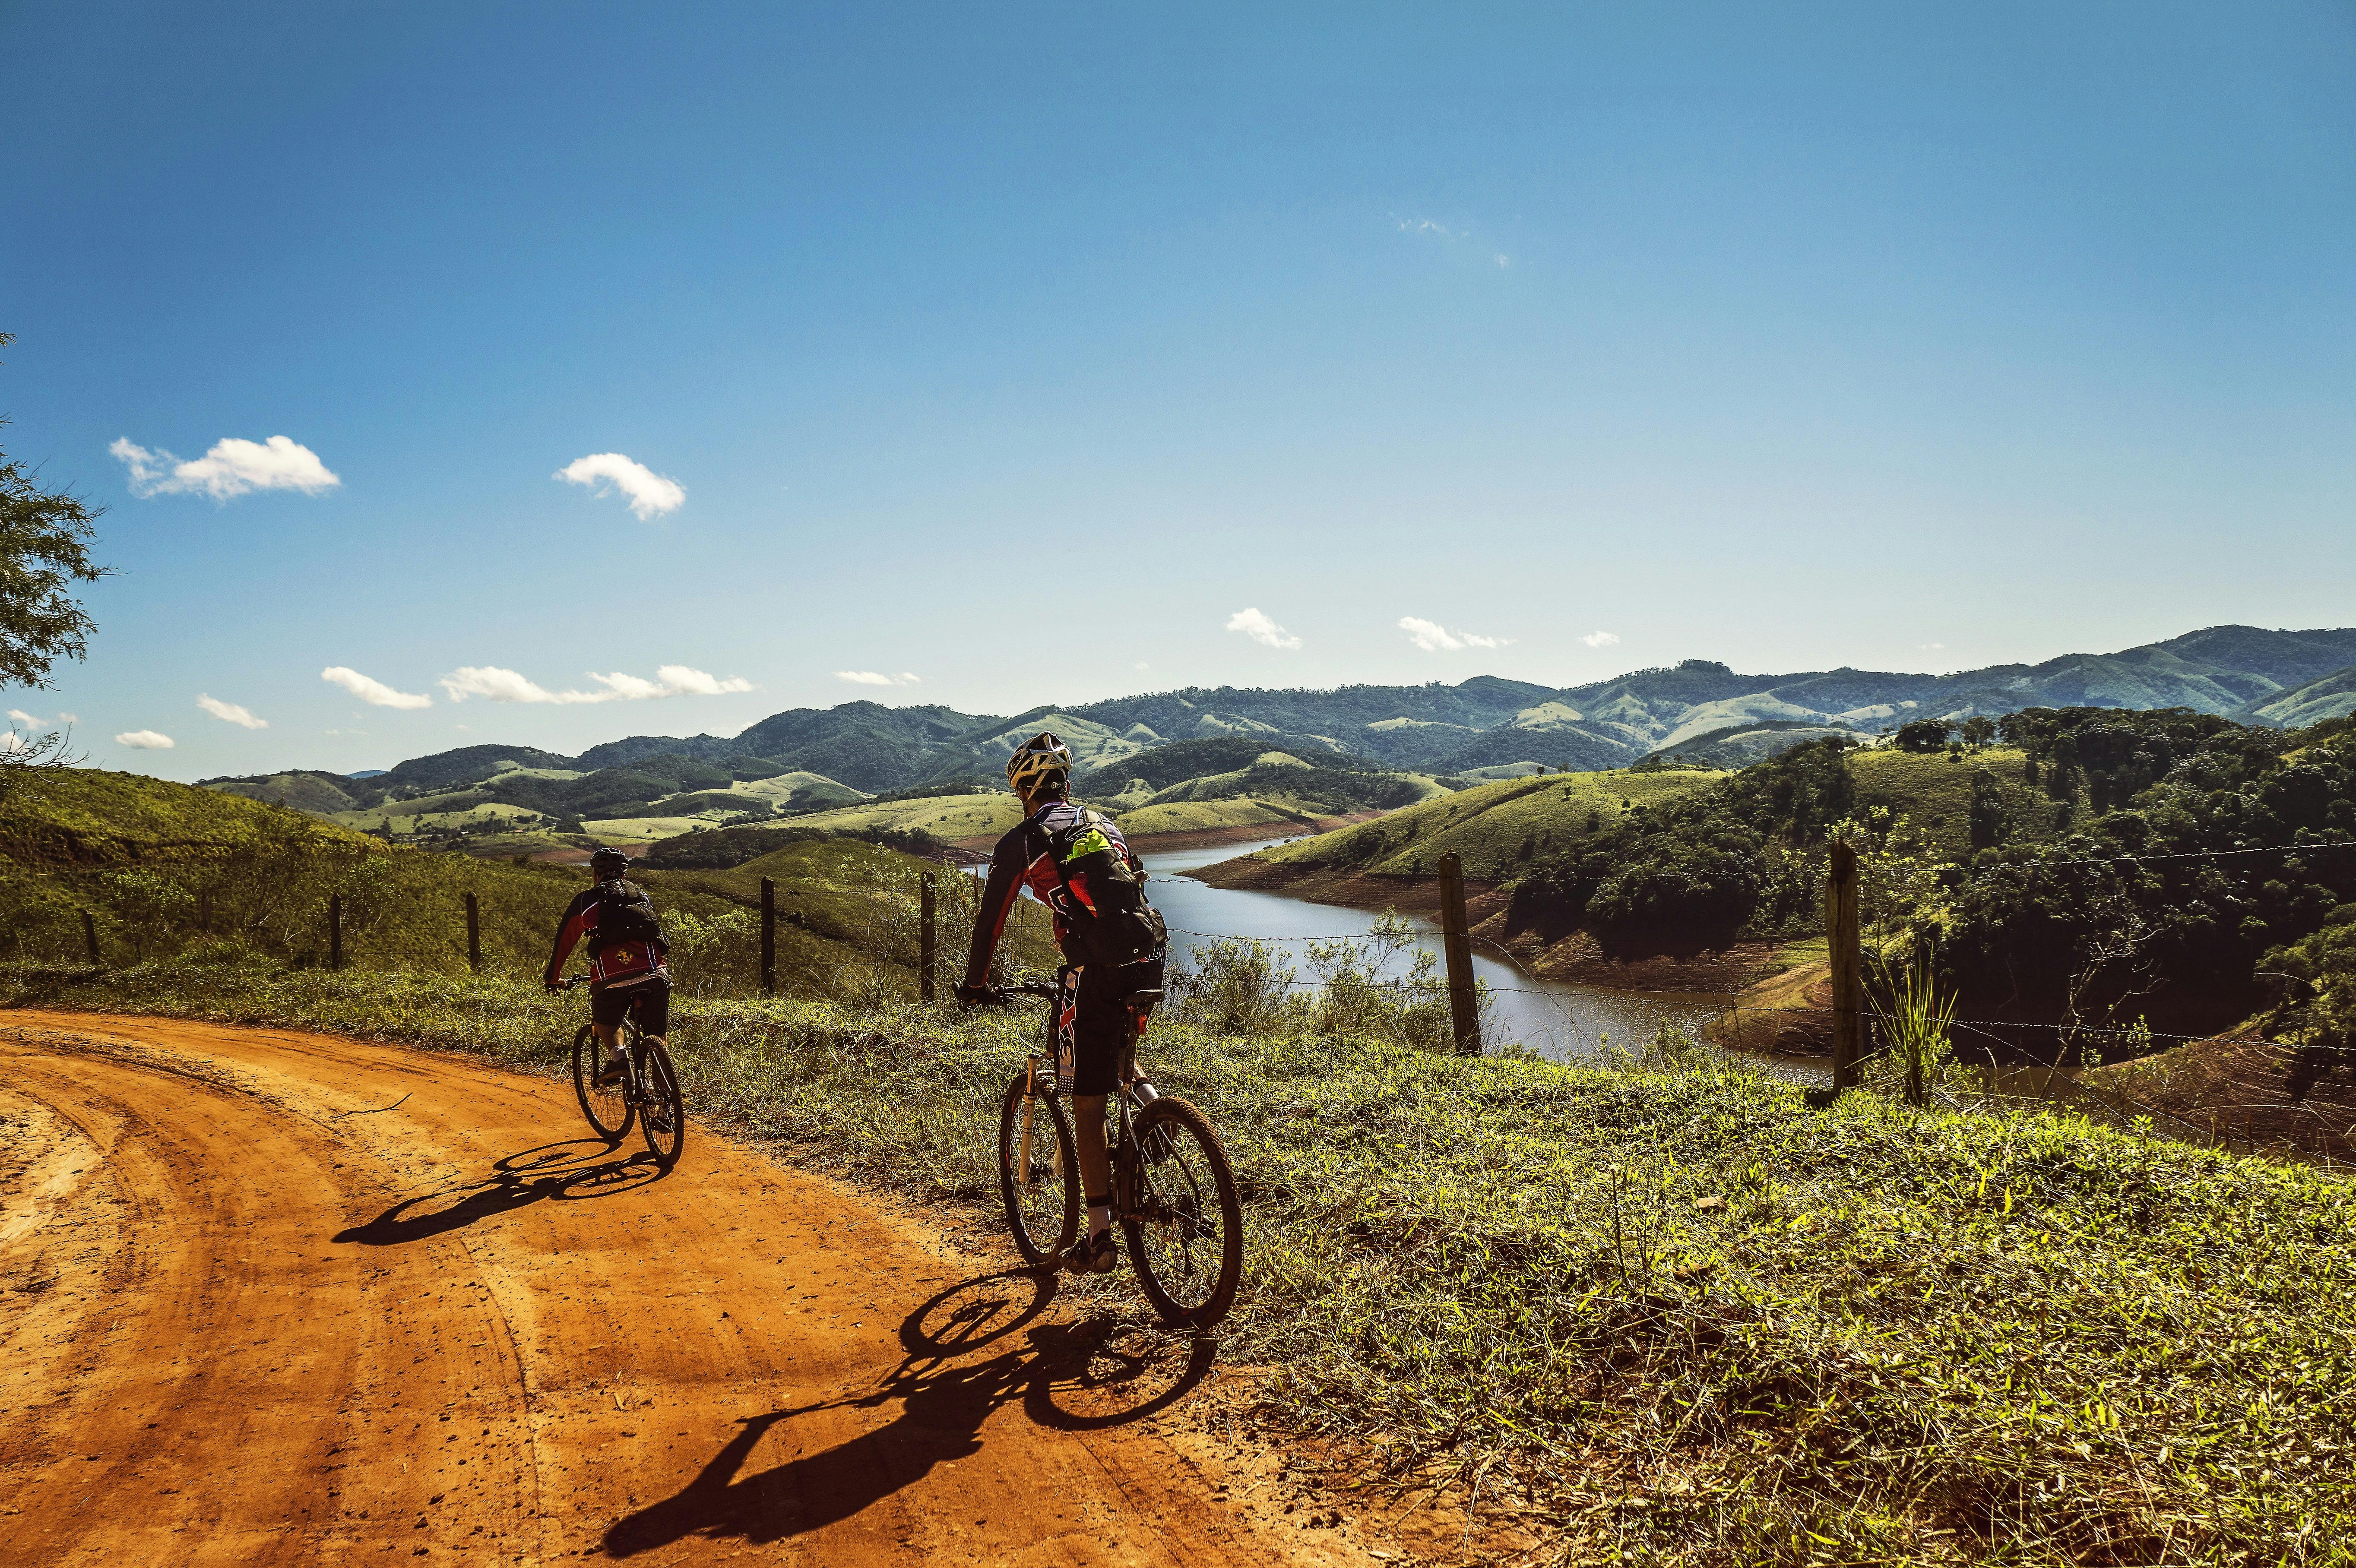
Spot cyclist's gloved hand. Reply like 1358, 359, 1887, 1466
543, 976, 564, 993
955, 982, 1002, 1008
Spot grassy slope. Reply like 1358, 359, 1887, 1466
761, 792, 1030, 844
1850, 745, 2064, 860
1249, 767, 1721, 882
0, 767, 1002, 995
10, 957, 2348, 1564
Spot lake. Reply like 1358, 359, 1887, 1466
1135, 834, 1727, 1065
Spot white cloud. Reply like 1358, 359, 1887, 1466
833, 670, 922, 687
1495, 254, 1512, 269
57, 711, 77, 724
1395, 216, 1457, 238
1919, 642, 1945, 651
323, 667, 434, 709
112, 436, 340, 500
117, 730, 175, 749
1399, 616, 1509, 653
440, 664, 752, 704
1580, 631, 1621, 648
1226, 607, 1302, 650
8, 709, 35, 725
554, 452, 685, 521
196, 694, 267, 730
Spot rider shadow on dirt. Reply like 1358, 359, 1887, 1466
333, 1138, 665, 1247
601, 1268, 1218, 1557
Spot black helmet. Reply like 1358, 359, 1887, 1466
589, 847, 633, 878
1004, 732, 1074, 795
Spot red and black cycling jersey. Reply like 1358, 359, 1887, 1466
545, 878, 670, 989
961, 798, 1139, 991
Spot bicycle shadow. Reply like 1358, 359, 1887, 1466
600, 1268, 1219, 1556
333, 1138, 666, 1247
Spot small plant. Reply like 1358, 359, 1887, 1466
1872, 944, 1957, 1107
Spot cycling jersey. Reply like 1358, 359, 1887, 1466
960, 798, 1141, 991
545, 877, 671, 990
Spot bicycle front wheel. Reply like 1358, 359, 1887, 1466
1123, 1096, 1244, 1329
636, 1040, 687, 1167
572, 1023, 634, 1143
998, 1068, 1078, 1269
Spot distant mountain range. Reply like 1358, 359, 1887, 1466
209, 624, 2356, 809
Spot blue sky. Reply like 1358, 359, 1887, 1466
5, 2, 2352, 780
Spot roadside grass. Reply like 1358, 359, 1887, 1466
10, 954, 2350, 1565
1254, 768, 1720, 882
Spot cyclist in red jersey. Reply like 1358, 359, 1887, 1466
960, 733, 1164, 1274
544, 847, 671, 1086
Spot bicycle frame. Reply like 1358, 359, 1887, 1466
1013, 983, 1159, 1222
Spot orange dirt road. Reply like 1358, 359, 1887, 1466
0, 1013, 1337, 1567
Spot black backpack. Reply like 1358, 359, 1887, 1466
595, 878, 665, 950
1039, 809, 1165, 973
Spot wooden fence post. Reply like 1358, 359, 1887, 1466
760, 877, 776, 997
82, 910, 99, 965
464, 892, 481, 971
920, 873, 938, 1002
1826, 841, 1862, 1091
196, 889, 211, 933
329, 895, 343, 970
1438, 851, 1480, 1055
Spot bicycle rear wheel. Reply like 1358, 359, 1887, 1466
572, 1021, 635, 1143
998, 1067, 1079, 1269
636, 1040, 687, 1167
1122, 1096, 1244, 1329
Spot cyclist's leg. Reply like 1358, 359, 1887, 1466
589, 986, 631, 1081
629, 979, 673, 1054
1069, 965, 1127, 1267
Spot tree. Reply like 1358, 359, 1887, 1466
0, 333, 109, 689
1960, 715, 1997, 749
1894, 718, 1956, 752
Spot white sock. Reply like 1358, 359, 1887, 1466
1087, 1203, 1111, 1239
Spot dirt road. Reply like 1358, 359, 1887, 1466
0, 1012, 1346, 1566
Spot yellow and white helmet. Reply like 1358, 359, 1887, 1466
1004, 731, 1074, 795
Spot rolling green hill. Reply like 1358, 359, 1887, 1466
0, 765, 970, 999
2232, 664, 2356, 729
1241, 766, 1723, 883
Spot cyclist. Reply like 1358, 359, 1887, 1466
958, 732, 1165, 1275
544, 847, 671, 1087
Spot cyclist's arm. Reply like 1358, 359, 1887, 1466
543, 890, 597, 986
960, 840, 1026, 995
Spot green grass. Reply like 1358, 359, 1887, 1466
1851, 746, 2065, 860
1254, 767, 1722, 882
771, 792, 1029, 844
11, 953, 2351, 1565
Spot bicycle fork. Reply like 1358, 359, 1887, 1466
1018, 1054, 1064, 1196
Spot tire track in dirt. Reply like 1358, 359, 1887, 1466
0, 1012, 1362, 1566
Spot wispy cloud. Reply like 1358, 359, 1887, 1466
1494, 254, 1512, 269
554, 452, 685, 520
1226, 608, 1301, 650
1580, 631, 1621, 648
112, 436, 340, 500
196, 694, 267, 730
323, 667, 434, 709
1399, 616, 1509, 653
1394, 216, 1457, 239
116, 730, 174, 749
6, 709, 35, 725
439, 664, 753, 704
834, 670, 922, 687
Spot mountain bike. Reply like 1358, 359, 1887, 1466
559, 976, 687, 1168
989, 977, 1244, 1329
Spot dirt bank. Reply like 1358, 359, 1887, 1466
0, 1013, 1367, 1566
2087, 1031, 2356, 1160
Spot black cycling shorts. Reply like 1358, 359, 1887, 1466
1062, 962, 1152, 1097
591, 977, 671, 1038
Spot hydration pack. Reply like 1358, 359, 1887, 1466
594, 878, 666, 951
1040, 808, 1165, 974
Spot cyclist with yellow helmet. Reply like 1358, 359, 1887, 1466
959, 732, 1166, 1274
